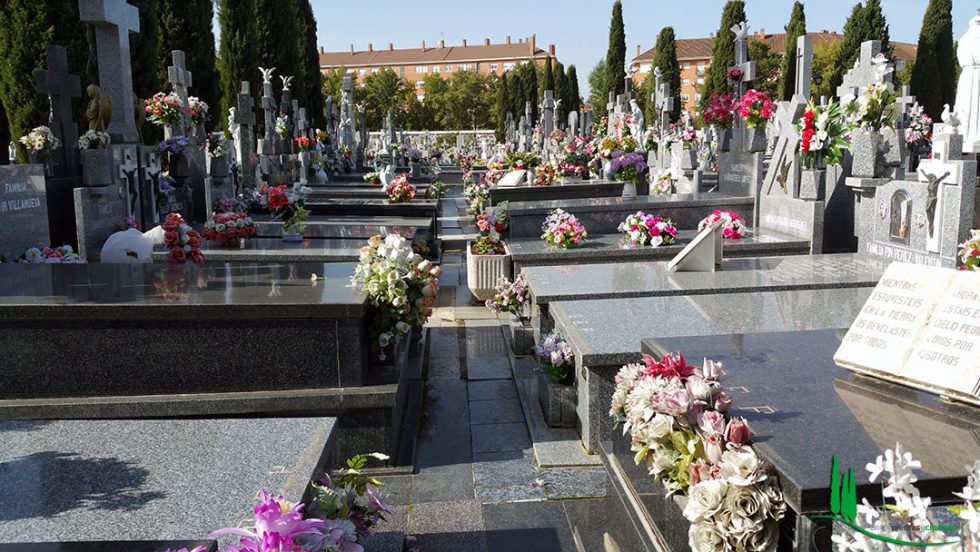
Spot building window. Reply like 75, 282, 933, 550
490, 63, 498, 72
683, 78, 690, 85
682, 63, 690, 70
695, 93, 702, 104
416, 66, 427, 73
446, 65, 453, 72
358, 69, 366, 76
682, 93, 690, 102
432, 65, 440, 73
371, 68, 379, 74
641, 64, 651, 73
460, 63, 474, 71
696, 78, 704, 85
503, 62, 515, 72
416, 81, 424, 89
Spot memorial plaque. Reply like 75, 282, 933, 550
834, 262, 980, 404
0, 165, 49, 261
667, 221, 722, 272
74, 184, 128, 262
497, 170, 527, 188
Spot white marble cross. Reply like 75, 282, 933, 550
78, 0, 141, 143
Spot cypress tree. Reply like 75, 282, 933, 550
0, 1, 87, 161
525, 62, 538, 123
652, 26, 683, 123
157, 0, 220, 125
566, 65, 581, 112
863, 0, 893, 58
554, 61, 569, 123
910, 0, 954, 119
604, 1, 626, 99
252, 0, 299, 99
700, 0, 746, 113
779, 2, 806, 101
830, 3, 867, 93
217, 0, 255, 131
295, 0, 324, 129
495, 72, 510, 142
509, 70, 524, 120
541, 57, 554, 97
129, 0, 162, 143
0, 99, 8, 164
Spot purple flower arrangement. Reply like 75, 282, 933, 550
609, 151, 648, 183
540, 209, 587, 249
535, 329, 574, 384
157, 136, 191, 157
485, 273, 529, 317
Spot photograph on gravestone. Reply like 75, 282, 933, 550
0, 165, 50, 261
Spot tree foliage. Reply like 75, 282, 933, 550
157, 0, 220, 122
651, 26, 682, 123
587, 59, 609, 115
554, 62, 569, 123
604, 1, 626, 99
295, 0, 325, 130
778, 2, 806, 101
700, 0, 746, 114
217, 0, 255, 132
541, 57, 554, 97
749, 41, 782, 100
910, 0, 955, 120
495, 72, 510, 142
830, 1, 893, 93
812, 40, 842, 98
251, 0, 299, 100
566, 65, 581, 113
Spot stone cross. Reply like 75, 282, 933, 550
836, 41, 882, 100
78, 0, 141, 143
518, 115, 527, 151
140, 148, 161, 224
794, 35, 813, 100
505, 112, 515, 143
654, 70, 675, 133
896, 85, 916, 126
167, 50, 192, 110
729, 22, 757, 104
296, 107, 308, 139
524, 102, 533, 152
117, 149, 139, 218
542, 90, 556, 154
763, 99, 806, 196
606, 91, 616, 132
623, 64, 637, 103
259, 67, 277, 153
35, 45, 82, 178
234, 81, 256, 187
279, 80, 294, 142
340, 73, 354, 149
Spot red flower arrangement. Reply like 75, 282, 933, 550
162, 213, 204, 264
800, 109, 816, 155
703, 92, 736, 128
386, 174, 417, 203
202, 212, 256, 245
726, 67, 743, 81
295, 136, 312, 152
260, 184, 291, 211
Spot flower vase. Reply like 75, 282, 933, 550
163, 123, 180, 140
81, 148, 113, 186
536, 370, 576, 428
799, 168, 827, 200
27, 150, 51, 176
316, 167, 328, 184
219, 238, 243, 248
672, 145, 696, 170
745, 127, 767, 152
850, 128, 882, 178
602, 159, 614, 181
466, 241, 512, 302
622, 179, 637, 199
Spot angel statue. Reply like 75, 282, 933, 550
280, 75, 295, 91
731, 22, 749, 41
259, 67, 276, 85
85, 84, 112, 133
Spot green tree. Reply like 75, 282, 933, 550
749, 41, 782, 100
0, 99, 8, 164
652, 26, 682, 123
217, 0, 255, 132
495, 72, 510, 142
700, 0, 746, 113
898, 60, 915, 87
361, 68, 405, 129
554, 62, 569, 123
778, 2, 806, 100
587, 59, 609, 115
812, 40, 841, 98
863, 0, 893, 59
508, 70, 524, 119
128, 0, 162, 143
566, 65, 581, 112
0, 0, 87, 161
604, 1, 626, 99
157, 0, 220, 125
910, 0, 955, 120
422, 74, 451, 128
321, 66, 347, 106
541, 56, 554, 97
251, 0, 299, 100
445, 70, 490, 129
523, 62, 538, 123
295, 0, 324, 129
830, 3, 866, 94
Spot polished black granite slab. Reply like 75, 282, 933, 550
509, 228, 810, 270
253, 221, 417, 240
489, 180, 626, 204
302, 198, 438, 219
527, 253, 888, 306
151, 238, 364, 263
0, 418, 334, 543
0, 542, 216, 552
0, 262, 365, 320
640, 330, 980, 514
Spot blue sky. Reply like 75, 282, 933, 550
301, 0, 977, 95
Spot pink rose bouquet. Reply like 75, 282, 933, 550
737, 89, 774, 128
541, 208, 587, 249
698, 209, 745, 240
618, 211, 678, 248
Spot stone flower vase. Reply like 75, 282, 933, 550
466, 241, 512, 302
622, 178, 637, 199
81, 148, 113, 186
537, 370, 577, 428
316, 167, 328, 184
506, 314, 534, 356
799, 168, 827, 201
850, 128, 882, 178
602, 159, 614, 181
672, 144, 697, 170
208, 156, 230, 178
745, 127, 767, 152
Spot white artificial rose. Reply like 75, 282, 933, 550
421, 284, 435, 297
395, 321, 410, 333
687, 520, 729, 552
684, 479, 730, 523
720, 448, 766, 487
650, 235, 664, 248
647, 413, 674, 441
392, 295, 407, 307
650, 446, 680, 477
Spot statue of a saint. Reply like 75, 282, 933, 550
86, 85, 112, 132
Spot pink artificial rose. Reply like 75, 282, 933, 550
726, 417, 752, 446
703, 432, 724, 464
661, 386, 693, 416
698, 410, 726, 436
702, 359, 725, 380
714, 390, 733, 413
722, 227, 735, 239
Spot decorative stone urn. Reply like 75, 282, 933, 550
537, 370, 577, 428
466, 241, 512, 302
672, 144, 697, 170
850, 128, 883, 178
799, 169, 827, 201
745, 127, 767, 152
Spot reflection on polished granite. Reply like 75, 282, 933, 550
641, 330, 980, 513
253, 221, 417, 240
526, 253, 888, 305
509, 228, 811, 269
505, 192, 753, 215
0, 418, 334, 543
0, 261, 365, 320
0, 542, 216, 551
150, 238, 365, 263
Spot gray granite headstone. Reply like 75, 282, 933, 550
717, 150, 764, 198
35, 45, 82, 178
74, 183, 127, 261
0, 165, 49, 260
78, 0, 140, 143
166, 50, 192, 136
234, 81, 257, 189
795, 34, 813, 100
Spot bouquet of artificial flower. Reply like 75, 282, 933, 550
533, 162, 556, 186
846, 56, 898, 131
556, 161, 587, 179
19, 245, 84, 264
471, 235, 506, 256
157, 136, 192, 157
275, 115, 289, 139
350, 234, 440, 354
483, 168, 505, 186
541, 209, 587, 249
504, 151, 540, 169
309, 453, 395, 546
737, 89, 774, 128
425, 181, 448, 200
187, 96, 209, 127
295, 136, 313, 152
144, 92, 185, 126
698, 209, 745, 240
960, 230, 980, 271
386, 174, 416, 203
202, 212, 256, 244
618, 211, 678, 247
703, 92, 736, 128
162, 213, 204, 264
485, 273, 529, 317
20, 126, 59, 152
406, 148, 423, 163
463, 178, 491, 214
798, 99, 853, 168
363, 171, 381, 185
77, 130, 110, 150
258, 183, 310, 235
549, 128, 567, 147
905, 104, 933, 146
651, 171, 673, 195
536, 329, 574, 384
459, 154, 475, 173
610, 151, 648, 183
205, 133, 228, 158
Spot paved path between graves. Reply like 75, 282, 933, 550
369, 189, 635, 552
